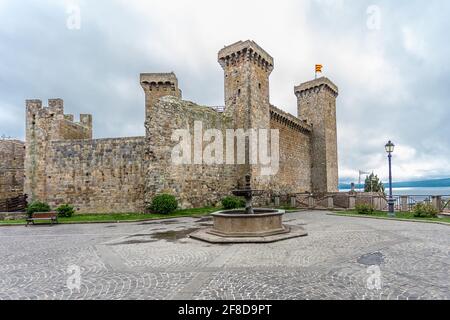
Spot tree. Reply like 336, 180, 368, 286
364, 173, 385, 193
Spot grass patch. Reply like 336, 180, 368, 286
337, 210, 450, 224
0, 220, 28, 225
0, 206, 303, 226
0, 207, 220, 226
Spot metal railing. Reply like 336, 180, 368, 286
442, 196, 450, 212
210, 106, 225, 113
0, 195, 28, 212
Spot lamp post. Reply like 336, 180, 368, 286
385, 141, 395, 217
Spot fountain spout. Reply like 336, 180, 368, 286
232, 174, 263, 214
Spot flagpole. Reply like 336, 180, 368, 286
315, 64, 322, 79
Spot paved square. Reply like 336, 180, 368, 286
0, 211, 449, 300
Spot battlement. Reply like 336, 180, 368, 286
294, 77, 339, 98
270, 105, 312, 134
26, 99, 91, 125
218, 40, 274, 73
25, 98, 92, 141
140, 72, 182, 95
140, 73, 183, 125
25, 99, 43, 112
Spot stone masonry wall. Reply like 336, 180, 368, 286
25, 99, 93, 202
0, 140, 25, 200
269, 107, 312, 194
145, 96, 237, 209
45, 137, 146, 213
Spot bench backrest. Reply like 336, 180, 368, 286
32, 212, 58, 219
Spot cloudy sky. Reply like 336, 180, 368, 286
1, 0, 449, 183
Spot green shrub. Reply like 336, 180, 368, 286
57, 204, 75, 218
413, 203, 438, 218
221, 196, 246, 210
26, 201, 51, 217
355, 203, 375, 215
149, 194, 178, 214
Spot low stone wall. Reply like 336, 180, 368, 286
0, 212, 27, 221
0, 140, 25, 201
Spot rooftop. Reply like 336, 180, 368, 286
294, 77, 339, 96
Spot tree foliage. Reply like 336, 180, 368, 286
364, 173, 385, 193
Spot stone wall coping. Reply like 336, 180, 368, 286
158, 96, 228, 116
50, 136, 146, 145
61, 118, 91, 130
295, 77, 339, 96
270, 105, 312, 133
0, 140, 25, 145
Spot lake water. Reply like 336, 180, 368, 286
339, 187, 450, 196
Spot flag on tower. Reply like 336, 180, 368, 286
315, 64, 323, 79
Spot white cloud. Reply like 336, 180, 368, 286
401, 26, 426, 59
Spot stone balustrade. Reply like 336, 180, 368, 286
267, 192, 448, 213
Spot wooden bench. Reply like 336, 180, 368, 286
26, 212, 59, 226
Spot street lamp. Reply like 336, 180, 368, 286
385, 141, 395, 217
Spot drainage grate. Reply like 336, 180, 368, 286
357, 252, 385, 266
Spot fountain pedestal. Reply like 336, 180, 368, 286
209, 210, 287, 237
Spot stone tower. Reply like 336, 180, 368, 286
140, 72, 182, 134
219, 40, 273, 129
295, 77, 339, 193
218, 41, 274, 186
24, 99, 92, 202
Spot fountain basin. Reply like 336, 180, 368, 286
190, 208, 308, 244
209, 209, 287, 237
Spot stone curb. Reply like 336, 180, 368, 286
327, 213, 450, 227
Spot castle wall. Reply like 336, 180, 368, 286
58, 117, 92, 140
0, 140, 25, 201
269, 109, 312, 194
45, 137, 146, 213
145, 96, 237, 209
25, 99, 94, 203
22, 40, 340, 213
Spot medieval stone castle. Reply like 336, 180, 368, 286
0, 40, 339, 213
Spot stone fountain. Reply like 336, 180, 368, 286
190, 174, 308, 244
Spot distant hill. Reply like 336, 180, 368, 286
339, 178, 450, 190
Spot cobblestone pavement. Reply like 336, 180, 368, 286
0, 211, 449, 300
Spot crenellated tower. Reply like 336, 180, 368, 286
218, 40, 274, 130
295, 77, 339, 193
140, 72, 182, 135
218, 41, 274, 186
24, 99, 92, 202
